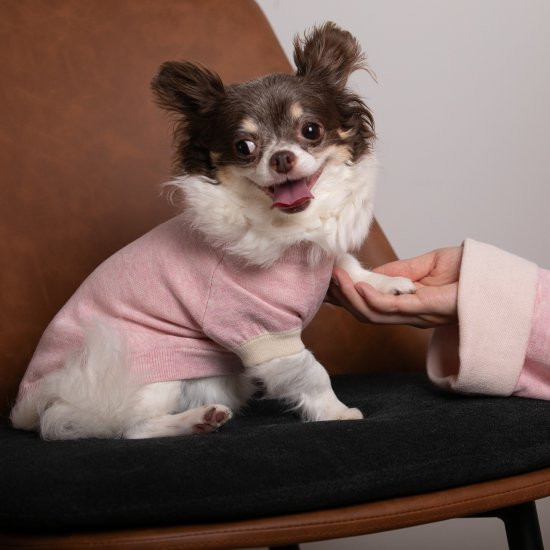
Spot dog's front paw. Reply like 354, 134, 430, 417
369, 275, 416, 296
192, 404, 233, 435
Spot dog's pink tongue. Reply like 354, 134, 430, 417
272, 178, 313, 208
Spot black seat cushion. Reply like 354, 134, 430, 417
2, 373, 550, 532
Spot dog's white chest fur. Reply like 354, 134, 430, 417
173, 154, 378, 268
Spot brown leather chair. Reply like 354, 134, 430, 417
1, 1, 549, 548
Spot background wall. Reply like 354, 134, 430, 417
256, 0, 550, 548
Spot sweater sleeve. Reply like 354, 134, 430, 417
201, 254, 327, 368
427, 239, 539, 396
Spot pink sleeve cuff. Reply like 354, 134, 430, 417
427, 239, 539, 396
513, 268, 550, 399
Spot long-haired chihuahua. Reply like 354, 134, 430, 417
11, 23, 415, 440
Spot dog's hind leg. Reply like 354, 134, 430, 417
124, 404, 233, 439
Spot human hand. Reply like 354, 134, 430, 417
328, 247, 463, 328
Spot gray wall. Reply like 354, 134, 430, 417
255, 0, 550, 548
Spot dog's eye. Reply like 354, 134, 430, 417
235, 140, 257, 156
301, 122, 323, 141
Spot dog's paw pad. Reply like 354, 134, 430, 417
192, 405, 233, 435
377, 276, 416, 296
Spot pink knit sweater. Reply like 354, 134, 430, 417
428, 239, 550, 399
17, 215, 333, 396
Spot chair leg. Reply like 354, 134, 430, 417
270, 502, 543, 550
495, 501, 544, 550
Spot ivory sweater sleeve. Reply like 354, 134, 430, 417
426, 239, 550, 398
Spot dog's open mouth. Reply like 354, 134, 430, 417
267, 166, 324, 213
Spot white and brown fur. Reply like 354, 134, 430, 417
11, 23, 414, 440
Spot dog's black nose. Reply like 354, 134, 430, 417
270, 150, 296, 174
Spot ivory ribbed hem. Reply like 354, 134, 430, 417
234, 329, 304, 367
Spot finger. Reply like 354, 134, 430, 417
334, 269, 377, 316
332, 266, 349, 282
328, 285, 373, 321
350, 285, 448, 328
333, 271, 424, 325
357, 281, 459, 323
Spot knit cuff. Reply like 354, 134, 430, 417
234, 329, 305, 367
428, 239, 538, 396
513, 268, 550, 399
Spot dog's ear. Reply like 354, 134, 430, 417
151, 61, 225, 117
293, 22, 367, 89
